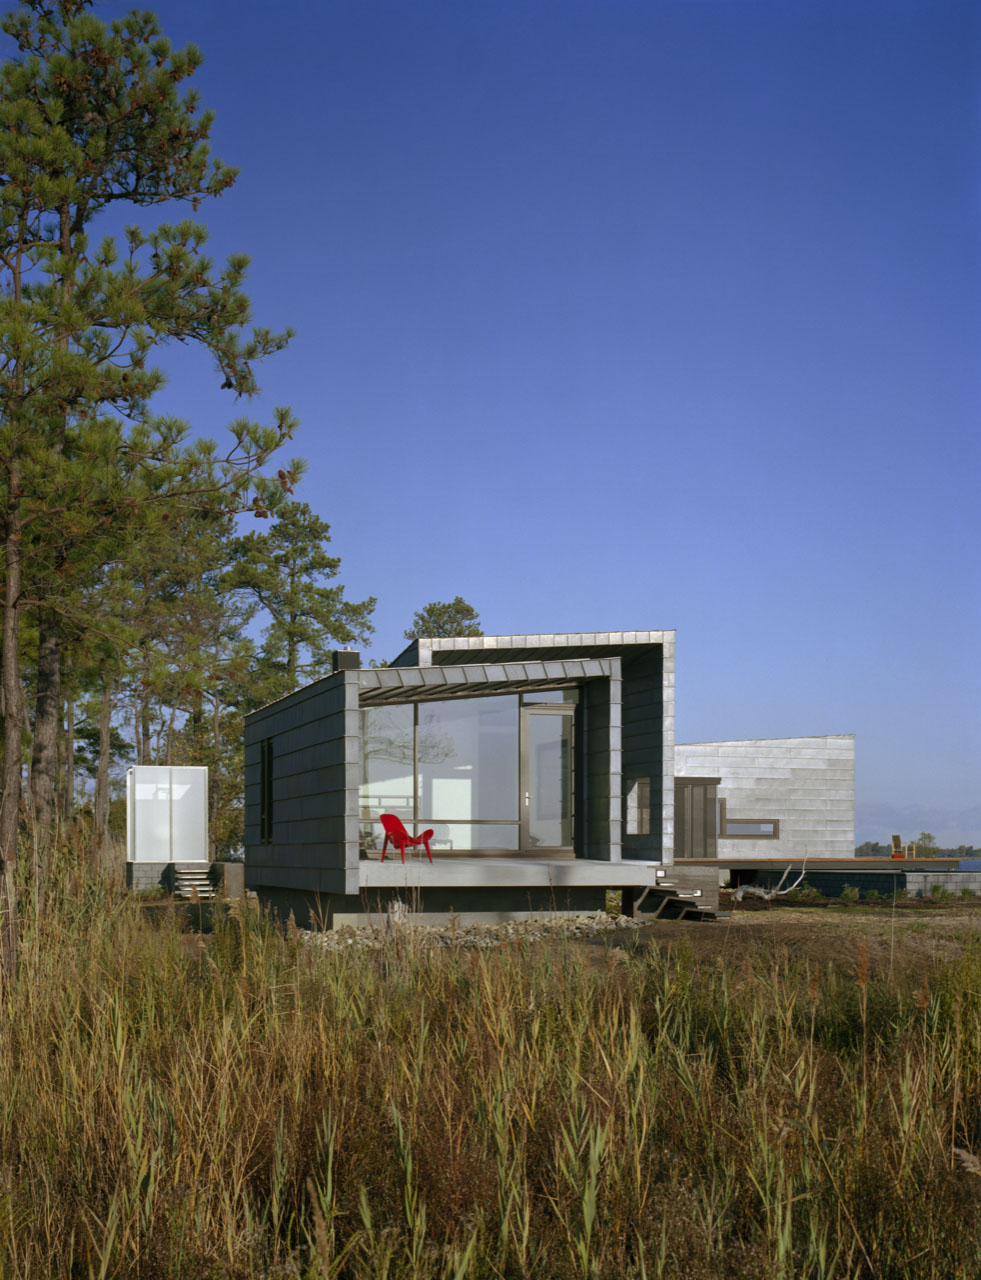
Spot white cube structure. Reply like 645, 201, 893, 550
126, 766, 209, 863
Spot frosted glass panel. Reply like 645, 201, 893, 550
127, 766, 208, 862
132, 767, 172, 862
171, 768, 208, 859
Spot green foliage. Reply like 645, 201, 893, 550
72, 720, 132, 778
0, 1, 380, 892
855, 840, 889, 857
227, 500, 375, 695
404, 596, 482, 640
787, 881, 822, 901
840, 883, 861, 902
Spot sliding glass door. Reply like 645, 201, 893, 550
520, 707, 573, 853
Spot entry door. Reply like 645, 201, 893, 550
520, 707, 574, 853
674, 779, 719, 859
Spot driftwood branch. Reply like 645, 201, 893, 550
732, 852, 809, 903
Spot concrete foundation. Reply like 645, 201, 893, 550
126, 862, 170, 892
255, 884, 608, 930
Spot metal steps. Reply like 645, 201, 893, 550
171, 863, 215, 901
630, 885, 727, 923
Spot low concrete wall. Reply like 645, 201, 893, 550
905, 872, 981, 897
748, 867, 981, 899
126, 862, 169, 892
212, 862, 245, 898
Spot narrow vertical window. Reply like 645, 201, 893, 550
260, 738, 273, 842
625, 776, 651, 836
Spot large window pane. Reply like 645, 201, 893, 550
418, 696, 518, 821
361, 704, 414, 825
429, 824, 520, 853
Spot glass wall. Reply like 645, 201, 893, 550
360, 703, 414, 851
360, 695, 522, 853
360, 691, 580, 855
417, 696, 518, 821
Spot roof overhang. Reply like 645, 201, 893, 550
358, 658, 620, 706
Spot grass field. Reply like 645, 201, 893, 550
3, 876, 981, 1278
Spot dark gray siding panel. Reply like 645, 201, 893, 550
621, 649, 664, 860
582, 673, 621, 861
244, 670, 360, 892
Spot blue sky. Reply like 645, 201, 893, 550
79, 1, 981, 842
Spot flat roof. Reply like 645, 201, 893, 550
393, 629, 675, 668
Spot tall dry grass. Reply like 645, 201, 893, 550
2, 872, 981, 1278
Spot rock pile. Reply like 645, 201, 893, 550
305, 909, 640, 952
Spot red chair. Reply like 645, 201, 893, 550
380, 813, 434, 864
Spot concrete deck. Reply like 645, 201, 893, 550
683, 857, 960, 873
359, 857, 667, 890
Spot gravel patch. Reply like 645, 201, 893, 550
305, 909, 640, 952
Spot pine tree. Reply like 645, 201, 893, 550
227, 501, 375, 695
404, 597, 483, 641
0, 0, 299, 979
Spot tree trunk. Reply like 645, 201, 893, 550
0, 471, 23, 984
165, 701, 178, 765
92, 675, 115, 853
138, 605, 153, 765
209, 692, 221, 859
141, 702, 151, 765
63, 688, 75, 822
30, 608, 61, 874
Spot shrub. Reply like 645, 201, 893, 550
787, 881, 822, 901
840, 883, 861, 902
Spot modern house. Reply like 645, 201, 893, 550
243, 631, 854, 925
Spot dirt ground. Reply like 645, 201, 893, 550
593, 900, 981, 977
